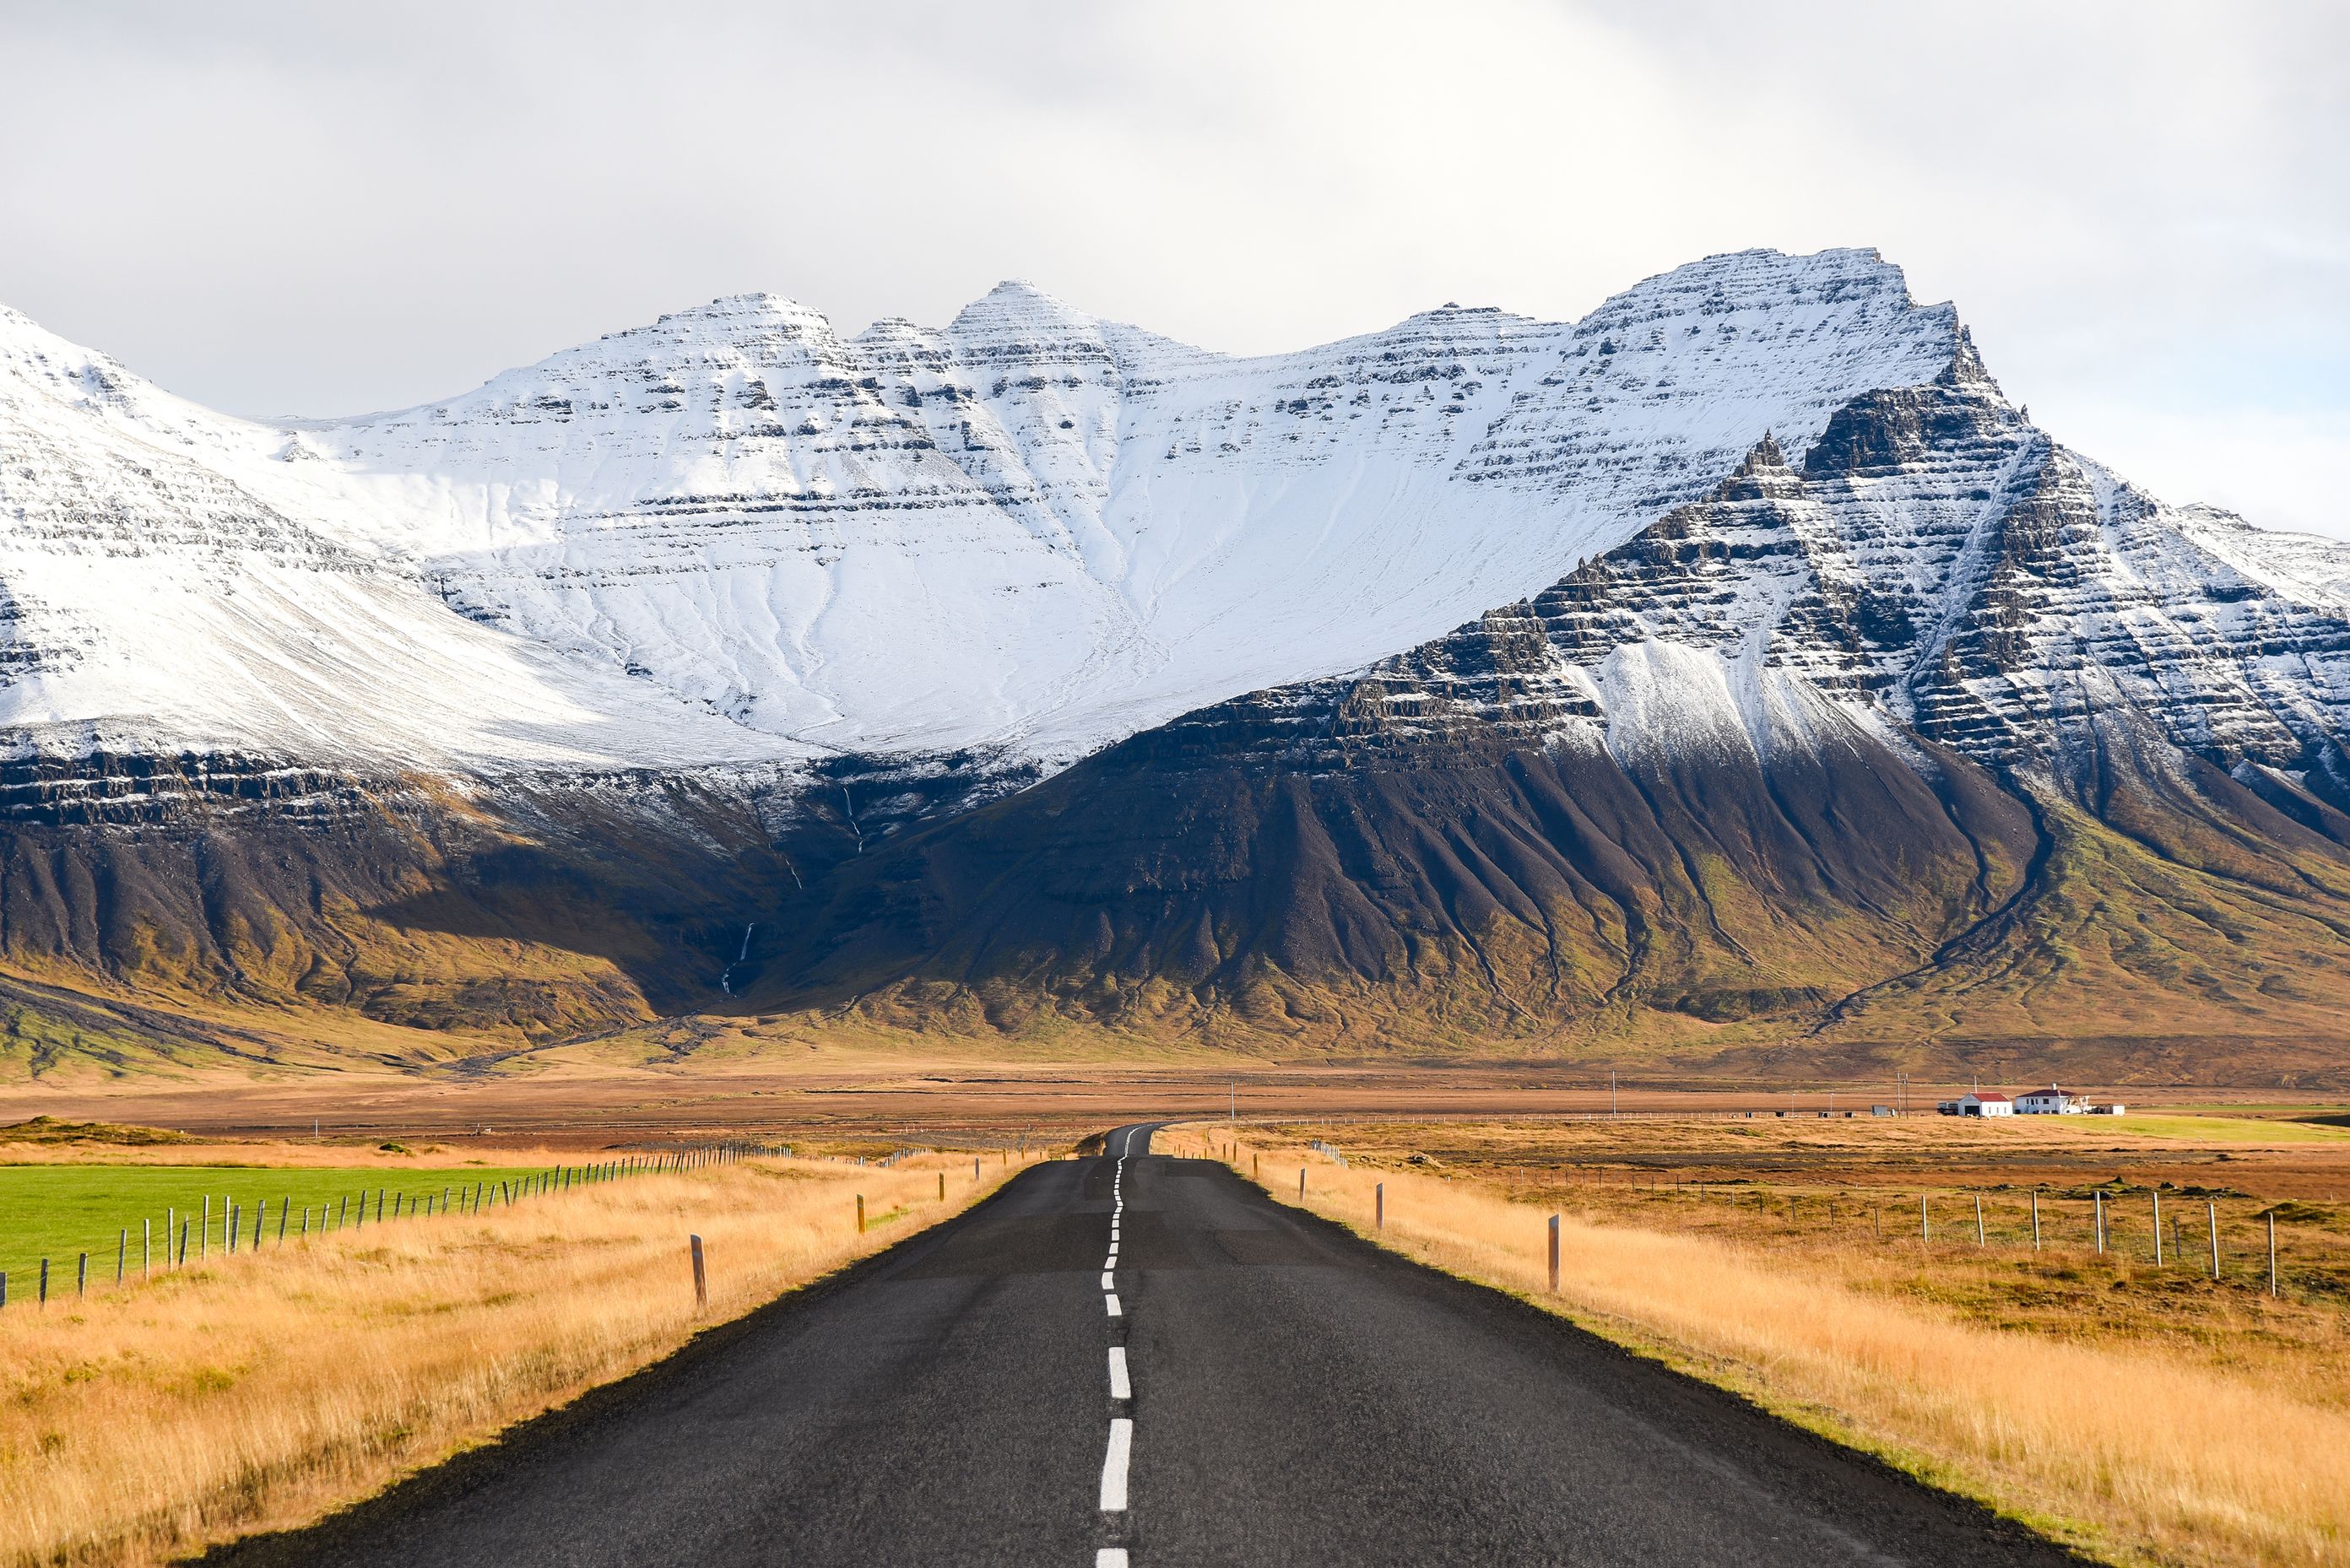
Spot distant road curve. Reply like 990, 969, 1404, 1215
210, 1122, 2082, 1567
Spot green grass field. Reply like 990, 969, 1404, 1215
2036, 1113, 2350, 1144
0, 1163, 561, 1302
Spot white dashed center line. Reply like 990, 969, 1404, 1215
1099, 1417, 1133, 1511
1100, 1138, 1140, 1562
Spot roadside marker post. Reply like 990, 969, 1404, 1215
2153, 1191, 2163, 1267
1299, 1168, 1307, 1202
2268, 1212, 2278, 1296
1974, 1195, 1985, 1246
1375, 1182, 1384, 1230
689, 1235, 707, 1310
77, 1253, 87, 1298
2209, 1202, 2220, 1280
856, 1194, 866, 1235
1920, 1194, 1930, 1243
939, 1172, 945, 1202
2095, 1191, 2105, 1254
116, 1230, 126, 1284
2031, 1192, 2041, 1252
1547, 1214, 1561, 1294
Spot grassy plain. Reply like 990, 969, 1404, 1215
0, 1160, 555, 1295
1167, 1111, 2350, 1567
0, 1135, 1040, 1568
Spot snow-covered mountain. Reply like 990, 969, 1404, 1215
9, 244, 2350, 1071
3, 246, 1984, 775
755, 360, 2350, 1063
1173, 370, 2350, 792
0, 302, 810, 774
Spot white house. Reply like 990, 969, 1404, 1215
1957, 1092, 2014, 1117
2014, 1086, 2085, 1115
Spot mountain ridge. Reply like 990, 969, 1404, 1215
3, 246, 1984, 773
4, 248, 2349, 1079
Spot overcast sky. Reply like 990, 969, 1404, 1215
3, 2, 2343, 533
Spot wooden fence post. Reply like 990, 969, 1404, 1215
690, 1234, 707, 1309
1547, 1214, 1561, 1293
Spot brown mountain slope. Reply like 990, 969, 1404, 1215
733, 705, 2350, 1084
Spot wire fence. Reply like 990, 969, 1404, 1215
0, 1142, 793, 1311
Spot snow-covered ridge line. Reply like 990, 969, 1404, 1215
3, 246, 2333, 784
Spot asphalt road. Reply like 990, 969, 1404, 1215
214, 1124, 2082, 1567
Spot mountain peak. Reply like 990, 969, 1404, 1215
1578, 246, 1915, 339
632, 290, 837, 342
947, 278, 1100, 343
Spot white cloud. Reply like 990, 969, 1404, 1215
0, 0, 2340, 531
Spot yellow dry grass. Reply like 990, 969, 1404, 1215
1164, 1125, 2350, 1568
0, 1148, 1034, 1567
